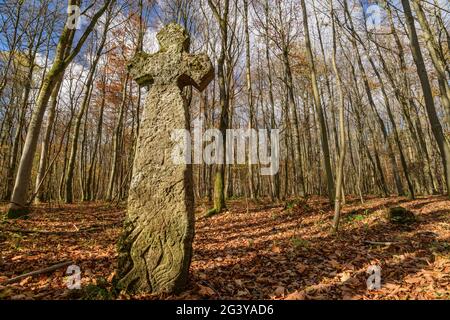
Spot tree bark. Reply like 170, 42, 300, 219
7, 0, 114, 218
300, 0, 334, 202
401, 0, 450, 198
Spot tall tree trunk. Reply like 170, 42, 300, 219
66, 19, 110, 203
86, 75, 107, 201
300, 0, 333, 202
330, 2, 346, 233
107, 74, 129, 201
243, 0, 255, 200
206, 0, 230, 216
374, 8, 436, 193
342, 0, 404, 197
35, 77, 63, 203
5, 57, 35, 201
401, 0, 450, 198
363, 45, 415, 198
411, 0, 450, 127
7, 0, 113, 217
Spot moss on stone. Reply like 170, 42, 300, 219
387, 206, 416, 224
116, 23, 213, 295
6, 207, 30, 219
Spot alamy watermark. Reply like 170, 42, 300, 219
365, 3, 383, 31
66, 264, 81, 289
170, 116, 280, 175
66, 5, 82, 30
366, 265, 381, 290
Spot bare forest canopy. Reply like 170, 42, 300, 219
0, 0, 449, 213
0, 0, 449, 209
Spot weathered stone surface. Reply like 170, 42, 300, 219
116, 23, 213, 294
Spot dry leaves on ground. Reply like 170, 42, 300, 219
0, 196, 449, 300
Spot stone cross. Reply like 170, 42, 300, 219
116, 23, 214, 294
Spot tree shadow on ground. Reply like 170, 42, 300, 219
189, 196, 449, 299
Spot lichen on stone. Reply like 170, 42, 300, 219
116, 23, 214, 294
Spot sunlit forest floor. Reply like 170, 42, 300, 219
0, 196, 449, 300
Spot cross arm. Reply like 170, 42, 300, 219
180, 53, 214, 91
127, 51, 154, 86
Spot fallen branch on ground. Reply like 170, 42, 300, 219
363, 240, 403, 246
0, 222, 121, 235
2, 261, 74, 285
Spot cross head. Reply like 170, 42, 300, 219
127, 23, 214, 91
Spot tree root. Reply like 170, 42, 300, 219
204, 208, 219, 218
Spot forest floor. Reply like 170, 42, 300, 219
0, 195, 449, 300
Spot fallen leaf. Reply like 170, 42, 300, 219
198, 284, 215, 296
384, 283, 400, 290
329, 259, 341, 269
405, 277, 422, 284
19, 276, 31, 286
340, 272, 351, 282
107, 271, 116, 283
272, 246, 282, 253
285, 290, 305, 300
296, 263, 307, 273
237, 290, 248, 296
274, 286, 285, 296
